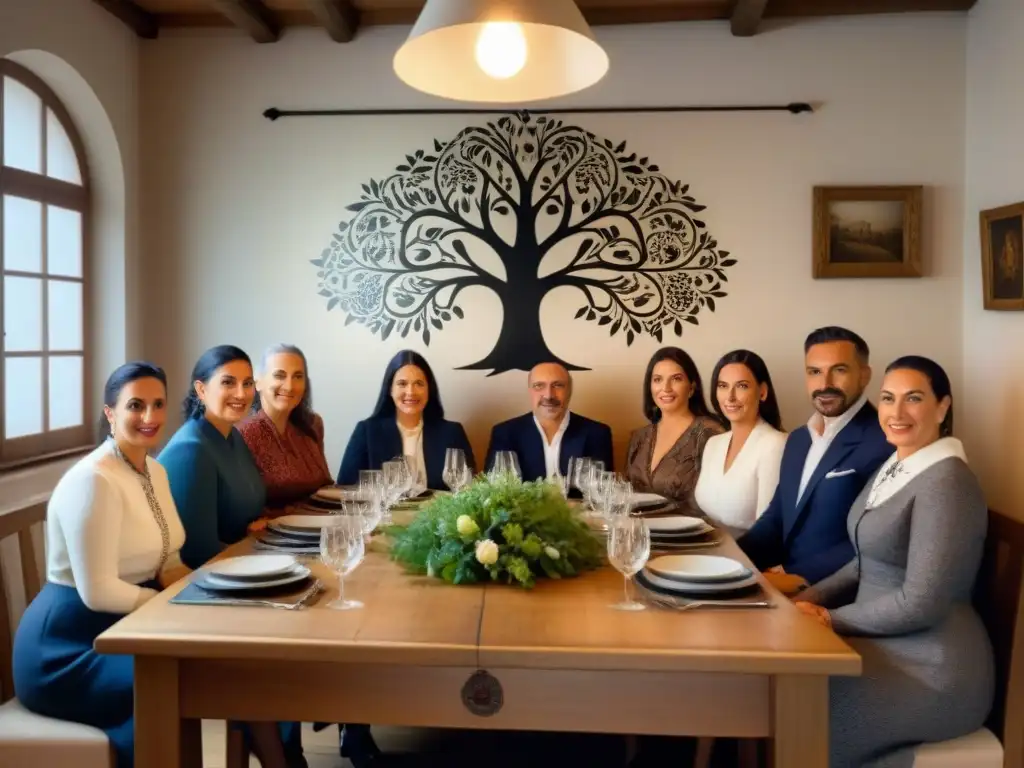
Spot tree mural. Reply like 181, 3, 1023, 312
313, 113, 736, 374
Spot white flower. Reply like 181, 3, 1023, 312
475, 539, 499, 566
544, 545, 560, 560
456, 515, 479, 537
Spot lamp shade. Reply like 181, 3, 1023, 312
393, 0, 610, 103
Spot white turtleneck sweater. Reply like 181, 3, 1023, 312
45, 441, 185, 614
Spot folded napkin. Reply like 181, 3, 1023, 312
170, 577, 323, 609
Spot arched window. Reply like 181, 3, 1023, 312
0, 60, 90, 466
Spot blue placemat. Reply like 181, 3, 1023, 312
170, 576, 322, 608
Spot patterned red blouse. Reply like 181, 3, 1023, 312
238, 410, 333, 511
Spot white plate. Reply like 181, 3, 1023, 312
641, 568, 758, 594
645, 516, 705, 533
647, 554, 746, 581
650, 522, 715, 539
273, 514, 334, 531
200, 564, 311, 591
632, 492, 669, 508
313, 485, 346, 500
207, 554, 297, 580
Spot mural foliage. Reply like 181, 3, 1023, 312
314, 113, 736, 373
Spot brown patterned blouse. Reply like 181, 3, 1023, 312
238, 410, 333, 511
625, 415, 726, 505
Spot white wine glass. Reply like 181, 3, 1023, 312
491, 451, 521, 480
607, 516, 651, 611
443, 448, 468, 492
320, 516, 365, 611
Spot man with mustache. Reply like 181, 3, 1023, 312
738, 326, 891, 592
484, 362, 614, 481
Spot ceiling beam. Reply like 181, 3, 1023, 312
210, 0, 280, 43
307, 0, 360, 43
767, 0, 977, 15
731, 0, 770, 36
91, 0, 158, 39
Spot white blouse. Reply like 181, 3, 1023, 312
46, 441, 185, 614
397, 419, 427, 490
694, 420, 787, 531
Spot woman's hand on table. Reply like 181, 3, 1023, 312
762, 569, 808, 596
794, 600, 833, 628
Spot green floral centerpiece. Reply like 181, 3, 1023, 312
389, 474, 604, 588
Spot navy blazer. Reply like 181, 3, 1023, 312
484, 412, 614, 481
738, 401, 891, 585
337, 416, 476, 491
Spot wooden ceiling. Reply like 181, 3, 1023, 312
92, 0, 978, 43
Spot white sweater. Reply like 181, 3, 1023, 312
694, 420, 787, 531
46, 441, 185, 614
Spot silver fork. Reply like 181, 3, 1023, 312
644, 593, 775, 611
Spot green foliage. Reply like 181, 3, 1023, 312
389, 474, 604, 588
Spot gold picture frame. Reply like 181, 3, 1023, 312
813, 185, 923, 278
980, 201, 1024, 311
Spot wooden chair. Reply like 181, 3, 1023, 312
912, 509, 1024, 768
0, 497, 115, 768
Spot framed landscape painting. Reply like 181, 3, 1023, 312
980, 201, 1024, 311
812, 185, 923, 278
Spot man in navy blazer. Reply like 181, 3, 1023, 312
739, 327, 891, 589
485, 362, 614, 480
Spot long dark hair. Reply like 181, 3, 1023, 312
181, 345, 252, 421
641, 347, 713, 424
252, 343, 318, 440
97, 361, 168, 445
710, 350, 783, 431
370, 350, 445, 423
884, 355, 954, 437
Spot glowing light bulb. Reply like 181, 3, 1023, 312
474, 22, 528, 79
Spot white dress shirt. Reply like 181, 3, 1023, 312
46, 441, 185, 614
534, 413, 570, 479
397, 419, 427, 489
797, 393, 868, 503
695, 420, 787, 531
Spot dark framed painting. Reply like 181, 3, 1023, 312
980, 201, 1024, 311
812, 185, 923, 278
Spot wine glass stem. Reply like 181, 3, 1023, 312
338, 571, 346, 603
623, 573, 630, 604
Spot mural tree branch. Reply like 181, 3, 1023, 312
314, 114, 736, 374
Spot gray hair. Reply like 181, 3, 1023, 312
259, 343, 308, 374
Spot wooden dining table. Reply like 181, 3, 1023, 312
95, 526, 861, 768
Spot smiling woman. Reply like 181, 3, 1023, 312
338, 349, 475, 491
238, 343, 333, 511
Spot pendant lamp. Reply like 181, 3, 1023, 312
393, 0, 610, 103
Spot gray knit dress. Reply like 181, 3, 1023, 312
802, 456, 995, 768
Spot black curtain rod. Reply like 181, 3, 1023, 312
263, 102, 813, 120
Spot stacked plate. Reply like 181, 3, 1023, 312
194, 554, 312, 592
254, 514, 333, 554
632, 492, 675, 515
636, 554, 758, 598
645, 515, 716, 548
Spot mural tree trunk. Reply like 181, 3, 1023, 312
314, 114, 736, 374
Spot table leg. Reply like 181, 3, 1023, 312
771, 675, 828, 768
135, 656, 202, 768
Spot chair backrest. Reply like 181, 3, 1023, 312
0, 495, 48, 704
974, 509, 1024, 768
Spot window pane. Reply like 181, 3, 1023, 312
5, 356, 43, 438
49, 356, 83, 430
47, 205, 82, 277
4, 276, 43, 351
47, 280, 82, 351
45, 108, 81, 185
3, 195, 43, 272
2, 77, 42, 173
